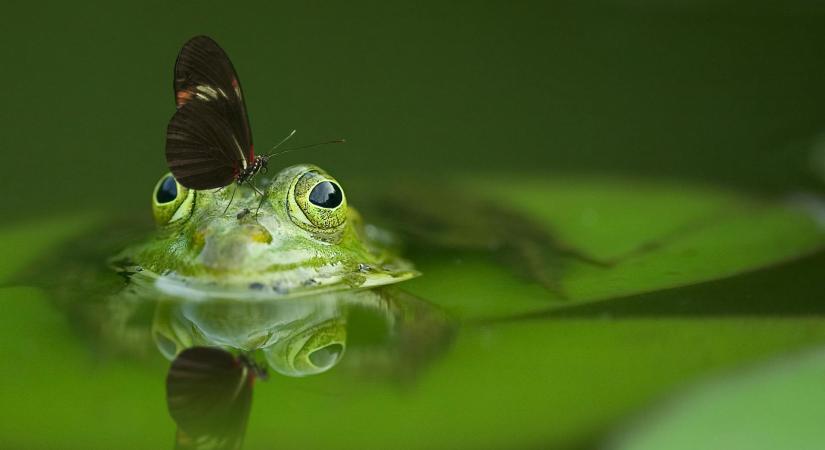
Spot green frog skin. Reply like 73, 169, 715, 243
116, 164, 417, 300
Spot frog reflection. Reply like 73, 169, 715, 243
153, 288, 452, 379
157, 289, 452, 450
154, 294, 348, 377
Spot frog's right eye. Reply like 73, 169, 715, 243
152, 173, 194, 225
156, 176, 178, 204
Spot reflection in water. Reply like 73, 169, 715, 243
166, 347, 266, 450
153, 294, 349, 377
102, 273, 453, 449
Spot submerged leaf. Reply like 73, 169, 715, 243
400, 175, 825, 319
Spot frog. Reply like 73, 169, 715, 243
101, 164, 452, 375
114, 163, 419, 300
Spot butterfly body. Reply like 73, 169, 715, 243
236, 155, 268, 185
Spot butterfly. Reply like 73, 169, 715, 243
165, 36, 270, 192
165, 36, 343, 214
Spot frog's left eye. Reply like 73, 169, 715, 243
288, 170, 347, 235
152, 173, 194, 225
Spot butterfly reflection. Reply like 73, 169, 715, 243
166, 347, 267, 450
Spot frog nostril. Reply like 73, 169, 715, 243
236, 208, 251, 220
246, 225, 272, 244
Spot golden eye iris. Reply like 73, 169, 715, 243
288, 170, 348, 234
152, 173, 194, 225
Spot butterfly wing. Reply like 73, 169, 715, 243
174, 36, 253, 161
166, 347, 256, 450
166, 100, 249, 190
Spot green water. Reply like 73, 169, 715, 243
2, 2, 825, 449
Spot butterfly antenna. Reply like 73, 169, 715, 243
265, 138, 346, 159
263, 129, 297, 157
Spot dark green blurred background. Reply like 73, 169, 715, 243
2, 1, 825, 220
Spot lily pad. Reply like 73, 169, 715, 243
403, 175, 825, 320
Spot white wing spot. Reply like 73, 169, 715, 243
232, 136, 247, 169
195, 85, 219, 100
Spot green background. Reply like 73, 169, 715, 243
3, 1, 825, 220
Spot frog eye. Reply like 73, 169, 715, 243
152, 173, 194, 225
156, 175, 178, 204
264, 320, 346, 377
309, 181, 343, 208
308, 343, 345, 368
287, 170, 347, 235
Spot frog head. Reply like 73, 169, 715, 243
121, 164, 416, 299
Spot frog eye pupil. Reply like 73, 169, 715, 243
156, 176, 178, 204
308, 181, 342, 208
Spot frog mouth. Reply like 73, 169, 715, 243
128, 261, 419, 302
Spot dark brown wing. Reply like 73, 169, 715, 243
174, 35, 254, 160
166, 100, 247, 189
166, 347, 256, 450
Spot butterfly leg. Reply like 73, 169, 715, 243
222, 184, 239, 215
248, 182, 268, 218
